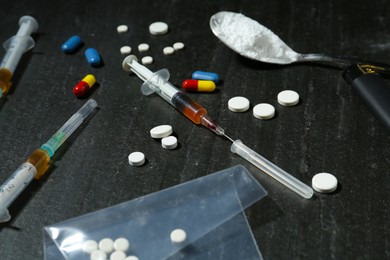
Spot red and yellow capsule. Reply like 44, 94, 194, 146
73, 74, 96, 97
182, 79, 216, 92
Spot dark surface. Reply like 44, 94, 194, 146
0, 0, 389, 259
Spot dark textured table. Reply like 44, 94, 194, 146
0, 0, 389, 259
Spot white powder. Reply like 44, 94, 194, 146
211, 12, 298, 64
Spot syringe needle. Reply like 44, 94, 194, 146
223, 133, 235, 143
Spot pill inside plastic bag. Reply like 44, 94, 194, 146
44, 165, 267, 259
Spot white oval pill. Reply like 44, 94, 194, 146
312, 173, 338, 193
173, 42, 185, 50
82, 240, 98, 254
253, 103, 275, 120
138, 43, 150, 52
163, 46, 174, 55
117, 25, 128, 33
114, 237, 129, 252
170, 229, 187, 244
149, 22, 169, 35
110, 251, 126, 260
228, 96, 250, 112
120, 46, 132, 55
91, 250, 107, 260
141, 56, 153, 65
277, 90, 299, 106
150, 125, 173, 138
98, 238, 114, 253
125, 256, 139, 260
162, 136, 178, 150
128, 152, 145, 166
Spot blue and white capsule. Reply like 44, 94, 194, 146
84, 48, 102, 66
192, 70, 220, 83
61, 35, 82, 54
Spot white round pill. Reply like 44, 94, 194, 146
110, 251, 126, 260
163, 46, 175, 55
173, 42, 185, 50
114, 237, 129, 252
128, 152, 145, 166
277, 90, 300, 106
170, 229, 187, 244
117, 25, 128, 33
149, 22, 169, 35
312, 173, 338, 193
141, 56, 153, 65
150, 125, 173, 138
98, 238, 114, 253
125, 256, 139, 260
82, 240, 98, 254
228, 96, 250, 112
162, 136, 178, 150
90, 250, 107, 260
138, 43, 150, 52
253, 103, 275, 120
120, 46, 132, 55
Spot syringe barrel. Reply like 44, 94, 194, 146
172, 91, 207, 124
231, 140, 313, 199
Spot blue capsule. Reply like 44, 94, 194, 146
61, 35, 82, 54
192, 70, 220, 83
84, 48, 102, 66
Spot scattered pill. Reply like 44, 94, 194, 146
73, 74, 96, 97
149, 22, 169, 35
173, 42, 185, 50
182, 79, 216, 92
61, 35, 82, 54
138, 43, 150, 52
114, 238, 129, 252
90, 250, 107, 260
117, 25, 128, 33
253, 103, 275, 120
125, 256, 139, 260
85, 48, 102, 66
128, 152, 145, 167
163, 46, 175, 55
120, 46, 132, 55
228, 96, 250, 112
82, 240, 98, 254
150, 125, 173, 138
312, 173, 338, 193
192, 71, 219, 83
162, 136, 178, 150
98, 238, 114, 254
110, 251, 126, 260
170, 229, 187, 244
141, 56, 153, 65
277, 90, 300, 106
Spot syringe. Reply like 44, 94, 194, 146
0, 16, 39, 98
0, 99, 97, 223
122, 55, 313, 199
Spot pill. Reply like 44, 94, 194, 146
163, 46, 174, 55
117, 25, 128, 33
114, 238, 129, 252
170, 229, 187, 244
141, 56, 153, 65
138, 43, 149, 52
98, 238, 114, 253
125, 256, 139, 260
182, 79, 216, 92
277, 90, 299, 106
128, 152, 145, 166
110, 251, 126, 260
253, 103, 275, 120
90, 250, 107, 260
82, 240, 98, 254
61, 35, 82, 54
120, 46, 132, 55
85, 48, 102, 66
150, 125, 173, 138
149, 22, 169, 35
228, 96, 250, 112
161, 136, 178, 150
73, 74, 96, 97
173, 42, 185, 50
192, 71, 219, 83
312, 173, 338, 193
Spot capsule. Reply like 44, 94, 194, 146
84, 48, 102, 66
192, 70, 220, 83
182, 79, 216, 92
61, 35, 82, 54
73, 74, 96, 97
